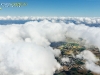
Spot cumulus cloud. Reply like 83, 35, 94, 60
0, 18, 100, 75
76, 50, 100, 73
61, 57, 70, 63
0, 16, 100, 26
76, 50, 98, 62
52, 49, 61, 57
0, 20, 65, 75
85, 61, 100, 74
0, 43, 61, 75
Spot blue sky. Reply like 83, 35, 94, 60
0, 0, 100, 17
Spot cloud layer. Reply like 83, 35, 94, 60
0, 16, 100, 27
0, 18, 100, 75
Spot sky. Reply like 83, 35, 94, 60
0, 0, 100, 17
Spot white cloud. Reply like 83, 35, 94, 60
76, 50, 98, 62
61, 57, 70, 63
0, 18, 100, 74
77, 50, 100, 73
52, 49, 61, 57
85, 61, 100, 74
0, 16, 100, 25
0, 43, 61, 75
